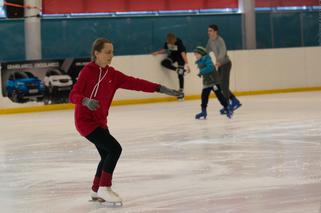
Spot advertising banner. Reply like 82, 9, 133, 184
1, 58, 90, 104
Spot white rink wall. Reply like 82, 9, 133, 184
231, 47, 321, 91
0, 46, 320, 109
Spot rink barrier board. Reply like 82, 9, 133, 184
0, 86, 321, 115
1, 11, 319, 62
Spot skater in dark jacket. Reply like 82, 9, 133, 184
152, 33, 190, 101
70, 38, 182, 205
194, 46, 232, 119
206, 24, 241, 114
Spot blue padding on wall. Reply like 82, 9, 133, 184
0, 11, 318, 61
256, 11, 318, 49
0, 20, 25, 61
302, 12, 319, 46
272, 12, 302, 48
41, 14, 243, 59
256, 13, 273, 49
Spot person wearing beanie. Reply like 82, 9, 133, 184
194, 46, 233, 119
152, 33, 190, 101
206, 24, 242, 114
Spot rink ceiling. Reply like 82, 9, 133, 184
0, 91, 321, 213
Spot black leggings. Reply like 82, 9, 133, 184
201, 85, 229, 109
86, 127, 122, 176
161, 57, 185, 90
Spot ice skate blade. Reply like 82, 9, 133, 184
89, 198, 123, 207
105, 201, 123, 207
195, 116, 207, 120
100, 200, 123, 208
89, 197, 105, 202
233, 103, 242, 111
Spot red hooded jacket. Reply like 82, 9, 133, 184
69, 62, 160, 137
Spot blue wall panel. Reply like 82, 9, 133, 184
256, 11, 318, 49
0, 20, 25, 61
0, 11, 318, 61
256, 13, 273, 49
272, 12, 302, 48
41, 14, 243, 59
302, 12, 319, 46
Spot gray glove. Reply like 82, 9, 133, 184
82, 97, 100, 111
157, 85, 183, 97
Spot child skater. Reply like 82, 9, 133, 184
69, 38, 183, 206
193, 46, 233, 119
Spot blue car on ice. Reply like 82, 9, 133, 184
6, 71, 45, 103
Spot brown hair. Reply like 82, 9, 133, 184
91, 38, 112, 61
209, 24, 219, 32
166, 33, 177, 45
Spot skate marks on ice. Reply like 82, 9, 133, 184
1, 92, 321, 213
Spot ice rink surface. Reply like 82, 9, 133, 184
0, 91, 321, 213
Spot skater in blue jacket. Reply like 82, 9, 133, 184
194, 46, 232, 119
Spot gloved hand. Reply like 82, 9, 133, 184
157, 85, 183, 97
82, 97, 100, 111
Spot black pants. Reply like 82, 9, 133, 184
86, 127, 122, 176
218, 61, 236, 100
201, 85, 229, 109
161, 57, 185, 90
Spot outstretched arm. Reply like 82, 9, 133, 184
156, 85, 183, 97
151, 49, 166, 55
115, 71, 160, 92
115, 71, 182, 97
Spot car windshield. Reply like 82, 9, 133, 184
14, 72, 28, 79
48, 70, 61, 76
25, 72, 35, 78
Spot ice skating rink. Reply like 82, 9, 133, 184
0, 91, 321, 213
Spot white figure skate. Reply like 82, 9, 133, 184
95, 187, 123, 207
89, 190, 104, 202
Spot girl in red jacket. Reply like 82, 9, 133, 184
69, 38, 182, 206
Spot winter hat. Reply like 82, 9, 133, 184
193, 46, 207, 56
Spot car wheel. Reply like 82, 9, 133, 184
37, 97, 44, 102
48, 83, 53, 93
10, 90, 19, 102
